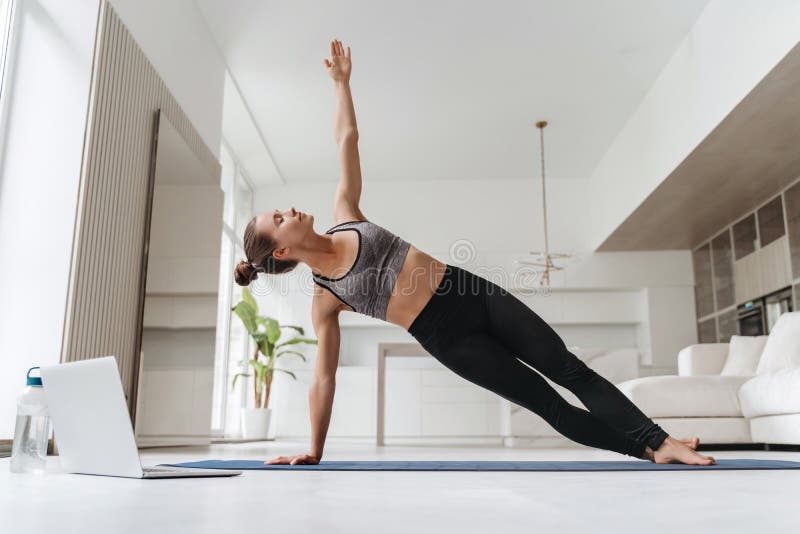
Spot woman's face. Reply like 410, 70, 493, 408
256, 207, 315, 260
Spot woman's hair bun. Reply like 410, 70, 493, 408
234, 260, 257, 286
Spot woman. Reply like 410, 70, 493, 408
235, 40, 716, 467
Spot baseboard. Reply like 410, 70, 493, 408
211, 436, 276, 444
270, 436, 504, 446
503, 436, 584, 448
381, 436, 504, 447
135, 436, 212, 448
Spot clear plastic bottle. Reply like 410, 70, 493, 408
9, 366, 51, 474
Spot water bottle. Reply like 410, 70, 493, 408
9, 367, 51, 474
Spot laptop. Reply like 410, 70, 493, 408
39, 356, 241, 479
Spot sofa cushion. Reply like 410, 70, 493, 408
738, 368, 800, 418
756, 311, 800, 374
678, 343, 729, 376
617, 375, 751, 418
720, 335, 768, 376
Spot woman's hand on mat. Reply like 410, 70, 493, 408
264, 453, 320, 466
323, 39, 351, 83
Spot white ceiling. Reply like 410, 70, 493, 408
196, 0, 710, 186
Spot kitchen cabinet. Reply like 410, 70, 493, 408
272, 366, 501, 440
757, 195, 785, 248
794, 283, 799, 313
734, 251, 761, 304
698, 318, 716, 343
696, 184, 800, 345
785, 182, 800, 280
716, 309, 738, 343
711, 229, 734, 310
692, 243, 714, 318
757, 235, 792, 296
733, 214, 758, 260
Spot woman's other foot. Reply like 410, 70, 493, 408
639, 436, 700, 460
642, 436, 715, 465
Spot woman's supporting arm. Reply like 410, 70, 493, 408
263, 292, 342, 466
307, 300, 341, 459
308, 377, 335, 459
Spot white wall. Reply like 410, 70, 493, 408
108, 0, 225, 158
255, 177, 593, 256
637, 286, 698, 368
0, 0, 100, 438
146, 183, 224, 295
0, 0, 227, 438
589, 0, 800, 251
135, 328, 215, 442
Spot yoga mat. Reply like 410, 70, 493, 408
159, 459, 800, 471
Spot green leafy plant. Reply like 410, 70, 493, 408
230, 287, 317, 409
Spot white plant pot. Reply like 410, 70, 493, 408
241, 407, 272, 440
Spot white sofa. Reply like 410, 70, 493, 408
501, 346, 640, 447
618, 311, 800, 446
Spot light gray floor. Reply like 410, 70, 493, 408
2, 439, 800, 533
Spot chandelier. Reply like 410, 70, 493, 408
513, 120, 574, 287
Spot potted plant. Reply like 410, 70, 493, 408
231, 287, 317, 439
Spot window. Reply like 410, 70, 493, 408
0, 0, 14, 99
0, 0, 16, 165
211, 141, 255, 438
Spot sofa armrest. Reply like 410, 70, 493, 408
677, 343, 729, 376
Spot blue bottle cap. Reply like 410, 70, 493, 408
27, 366, 43, 386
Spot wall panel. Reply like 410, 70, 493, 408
61, 1, 220, 417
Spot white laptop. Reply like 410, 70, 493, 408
39, 356, 241, 479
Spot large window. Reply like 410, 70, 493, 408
0, 0, 14, 96
211, 141, 254, 438
0, 0, 16, 167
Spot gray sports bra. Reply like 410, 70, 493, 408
312, 219, 411, 320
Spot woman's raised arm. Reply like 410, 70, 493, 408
323, 39, 365, 223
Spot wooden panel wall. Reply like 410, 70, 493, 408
61, 1, 221, 416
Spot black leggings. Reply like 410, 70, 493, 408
407, 264, 669, 459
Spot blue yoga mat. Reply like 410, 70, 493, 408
159, 459, 800, 471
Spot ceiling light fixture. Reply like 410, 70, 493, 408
513, 120, 575, 287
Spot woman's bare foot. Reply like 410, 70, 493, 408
642, 436, 715, 465
639, 436, 700, 460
